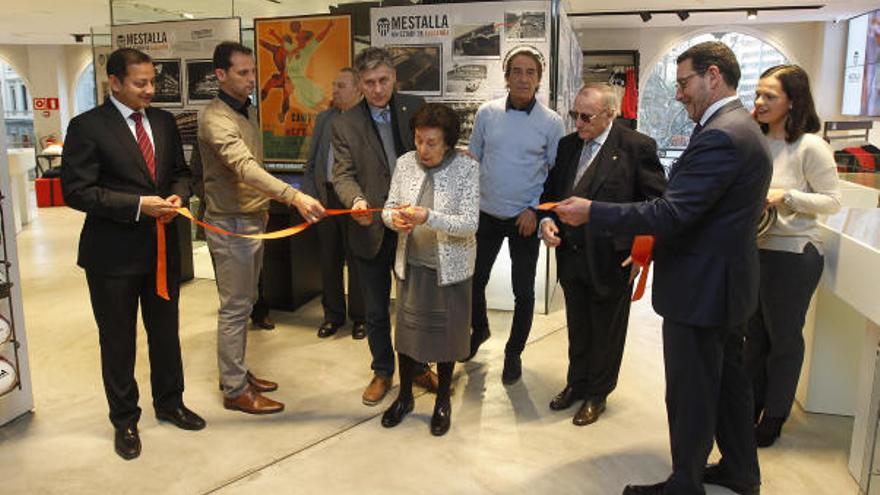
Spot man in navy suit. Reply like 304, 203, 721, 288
63, 48, 205, 460
555, 42, 770, 495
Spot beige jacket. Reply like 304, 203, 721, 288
198, 97, 295, 216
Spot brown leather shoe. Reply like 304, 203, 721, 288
413, 368, 439, 393
362, 374, 392, 406
223, 386, 284, 414
247, 372, 278, 393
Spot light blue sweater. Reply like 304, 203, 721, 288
468, 96, 564, 219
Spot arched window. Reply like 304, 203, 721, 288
639, 31, 789, 164
0, 59, 34, 148
74, 63, 96, 115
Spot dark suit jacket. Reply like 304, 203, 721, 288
590, 100, 772, 327
331, 93, 425, 259
542, 124, 666, 299
62, 100, 191, 276
302, 106, 340, 204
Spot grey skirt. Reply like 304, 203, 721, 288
395, 264, 471, 363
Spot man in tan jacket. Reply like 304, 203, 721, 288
199, 41, 324, 414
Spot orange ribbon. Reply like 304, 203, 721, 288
536, 201, 655, 301
154, 206, 392, 299
629, 235, 655, 302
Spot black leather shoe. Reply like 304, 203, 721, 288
460, 328, 490, 362
156, 405, 206, 431
704, 463, 761, 495
430, 401, 451, 436
317, 321, 341, 338
501, 353, 522, 385
251, 315, 275, 330
549, 386, 580, 410
573, 397, 606, 426
622, 481, 667, 494
114, 425, 141, 460
755, 416, 784, 448
351, 322, 367, 340
381, 398, 414, 428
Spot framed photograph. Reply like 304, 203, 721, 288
152, 59, 182, 106
505, 11, 547, 41
386, 44, 442, 96
186, 59, 218, 104
446, 101, 482, 146
445, 63, 489, 97
254, 14, 352, 164
453, 23, 501, 58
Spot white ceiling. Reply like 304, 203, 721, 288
0, 0, 877, 45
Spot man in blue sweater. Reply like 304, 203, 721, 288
465, 46, 564, 385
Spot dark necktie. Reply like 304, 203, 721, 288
690, 123, 703, 141
130, 112, 156, 181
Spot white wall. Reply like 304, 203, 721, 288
0, 44, 93, 145
576, 21, 879, 146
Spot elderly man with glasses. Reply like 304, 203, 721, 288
540, 83, 666, 426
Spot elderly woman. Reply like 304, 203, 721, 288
379, 103, 479, 436
748, 64, 841, 447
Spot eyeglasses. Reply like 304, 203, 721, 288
675, 70, 706, 90
568, 110, 595, 123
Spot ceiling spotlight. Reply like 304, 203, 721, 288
747, 9, 758, 20
181, 12, 195, 19
639, 12, 652, 22
677, 11, 690, 21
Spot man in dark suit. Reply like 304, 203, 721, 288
62, 48, 205, 461
302, 67, 366, 340
540, 83, 666, 427
331, 47, 437, 406
555, 42, 770, 495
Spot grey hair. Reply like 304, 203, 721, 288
354, 47, 394, 75
579, 83, 619, 118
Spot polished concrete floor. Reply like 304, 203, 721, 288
0, 207, 860, 494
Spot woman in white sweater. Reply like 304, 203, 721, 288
748, 64, 841, 447
379, 103, 480, 436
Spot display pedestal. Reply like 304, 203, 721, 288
792, 180, 880, 491
6, 149, 36, 233
261, 200, 322, 311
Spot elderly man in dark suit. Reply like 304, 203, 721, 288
302, 67, 366, 340
62, 48, 205, 460
331, 47, 437, 406
554, 42, 771, 495
540, 83, 666, 427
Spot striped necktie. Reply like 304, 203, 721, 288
129, 112, 156, 181
573, 140, 598, 187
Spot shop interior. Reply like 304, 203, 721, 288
1, 0, 879, 493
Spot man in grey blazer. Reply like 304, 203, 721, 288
302, 68, 366, 340
331, 47, 437, 406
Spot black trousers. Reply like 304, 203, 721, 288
559, 256, 632, 400
85, 270, 184, 430
316, 184, 364, 325
745, 244, 823, 419
471, 212, 540, 356
663, 320, 760, 495
355, 231, 397, 377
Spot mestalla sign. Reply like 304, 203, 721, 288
115, 31, 170, 52
376, 14, 450, 38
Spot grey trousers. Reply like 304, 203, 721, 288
206, 213, 266, 398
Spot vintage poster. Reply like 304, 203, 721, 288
255, 14, 352, 166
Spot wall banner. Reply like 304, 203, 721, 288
254, 14, 352, 169
370, 1, 554, 145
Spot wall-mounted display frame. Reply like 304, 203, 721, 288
254, 13, 352, 170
